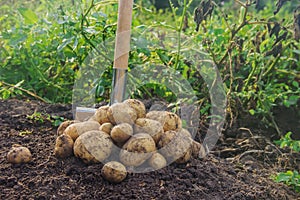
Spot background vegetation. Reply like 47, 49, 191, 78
1, 0, 299, 126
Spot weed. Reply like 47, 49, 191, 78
274, 170, 300, 193
27, 112, 46, 123
51, 116, 65, 127
274, 132, 300, 152
273, 132, 300, 192
19, 130, 33, 137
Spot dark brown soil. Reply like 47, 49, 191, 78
0, 98, 299, 200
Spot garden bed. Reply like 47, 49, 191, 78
0, 98, 299, 199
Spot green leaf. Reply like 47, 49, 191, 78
57, 37, 74, 52
2, 89, 10, 99
292, 50, 300, 55
249, 109, 255, 115
275, 171, 293, 183
292, 81, 299, 88
18, 7, 38, 24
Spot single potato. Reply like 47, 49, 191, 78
73, 130, 113, 164
175, 147, 192, 164
101, 161, 127, 183
158, 130, 192, 163
191, 140, 206, 158
178, 128, 192, 138
123, 99, 146, 119
99, 122, 114, 135
148, 152, 167, 170
89, 105, 110, 124
146, 111, 182, 131
7, 145, 32, 164
145, 111, 166, 127
107, 102, 137, 125
120, 133, 156, 167
54, 134, 74, 158
64, 121, 100, 141
134, 118, 163, 144
110, 123, 133, 144
57, 120, 79, 135
163, 112, 182, 131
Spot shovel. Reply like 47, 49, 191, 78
75, 0, 134, 121
110, 0, 133, 104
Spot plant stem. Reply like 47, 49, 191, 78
174, 0, 188, 70
1, 81, 49, 103
217, 1, 249, 66
227, 52, 234, 127
243, 52, 258, 91
262, 54, 281, 77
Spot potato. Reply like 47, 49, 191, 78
134, 118, 163, 144
146, 111, 182, 131
191, 140, 206, 158
120, 133, 156, 167
110, 123, 133, 143
57, 120, 79, 136
175, 147, 192, 164
148, 152, 167, 170
178, 128, 192, 138
54, 134, 74, 158
163, 112, 182, 131
99, 122, 114, 135
124, 99, 146, 118
101, 161, 127, 183
64, 121, 100, 141
73, 130, 113, 164
158, 130, 192, 163
7, 145, 32, 164
107, 102, 137, 125
145, 110, 166, 126
89, 105, 110, 124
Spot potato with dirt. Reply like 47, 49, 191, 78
99, 122, 114, 135
176, 128, 206, 158
89, 105, 110, 124
124, 99, 146, 118
148, 152, 167, 170
7, 145, 32, 164
101, 161, 127, 183
178, 128, 192, 138
146, 111, 182, 131
191, 140, 206, 158
107, 102, 137, 125
64, 121, 100, 141
73, 130, 113, 164
158, 130, 192, 163
56, 120, 79, 136
54, 134, 74, 158
120, 133, 156, 167
134, 118, 163, 144
110, 123, 133, 144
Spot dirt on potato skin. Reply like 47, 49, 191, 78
0, 98, 299, 200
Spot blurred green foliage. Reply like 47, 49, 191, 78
0, 0, 299, 132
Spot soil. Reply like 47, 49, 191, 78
0, 98, 299, 200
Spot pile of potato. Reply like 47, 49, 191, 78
54, 99, 204, 183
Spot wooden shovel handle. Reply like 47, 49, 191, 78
113, 0, 133, 70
